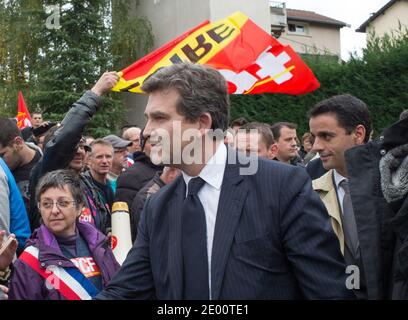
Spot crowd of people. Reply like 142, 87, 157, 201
1, 62, 408, 300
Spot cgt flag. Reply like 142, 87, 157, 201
16, 91, 32, 129
112, 11, 320, 95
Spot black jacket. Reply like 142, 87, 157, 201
345, 116, 408, 299
306, 157, 327, 180
114, 152, 163, 210
28, 91, 111, 234
129, 171, 164, 242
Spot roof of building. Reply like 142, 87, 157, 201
286, 8, 348, 28
356, 0, 402, 33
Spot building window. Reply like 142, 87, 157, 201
288, 23, 308, 35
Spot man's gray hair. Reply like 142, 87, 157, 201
141, 62, 230, 131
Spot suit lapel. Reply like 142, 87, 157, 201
211, 153, 248, 300
314, 170, 344, 254
168, 177, 185, 299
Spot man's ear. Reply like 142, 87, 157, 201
267, 144, 274, 160
198, 112, 212, 137
13, 136, 24, 150
270, 143, 278, 159
353, 124, 366, 145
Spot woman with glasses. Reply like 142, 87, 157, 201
8, 170, 120, 300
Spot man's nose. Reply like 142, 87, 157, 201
311, 137, 322, 152
144, 120, 152, 139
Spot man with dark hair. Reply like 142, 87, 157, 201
0, 118, 42, 213
270, 121, 301, 165
230, 117, 248, 132
97, 62, 352, 300
21, 111, 43, 141
234, 122, 274, 159
309, 94, 372, 299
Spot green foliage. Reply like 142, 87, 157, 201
111, 0, 154, 70
0, 0, 153, 137
231, 29, 408, 137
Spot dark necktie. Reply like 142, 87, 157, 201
182, 177, 209, 299
340, 179, 359, 262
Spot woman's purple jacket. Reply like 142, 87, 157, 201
8, 221, 121, 300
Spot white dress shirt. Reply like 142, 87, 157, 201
182, 142, 227, 299
333, 169, 347, 215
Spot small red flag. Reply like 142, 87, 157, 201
16, 91, 32, 130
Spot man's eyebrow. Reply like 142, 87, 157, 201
148, 111, 169, 118
317, 131, 336, 136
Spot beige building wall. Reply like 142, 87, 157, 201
366, 0, 408, 39
124, 0, 270, 127
209, 0, 270, 33
279, 23, 341, 57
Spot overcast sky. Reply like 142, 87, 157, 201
282, 0, 390, 60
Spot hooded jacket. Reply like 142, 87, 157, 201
344, 116, 408, 299
8, 221, 120, 300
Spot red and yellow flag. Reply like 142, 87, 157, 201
112, 11, 320, 95
16, 91, 32, 129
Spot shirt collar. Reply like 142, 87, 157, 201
182, 143, 227, 191
333, 169, 347, 191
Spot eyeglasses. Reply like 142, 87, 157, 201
38, 199, 76, 210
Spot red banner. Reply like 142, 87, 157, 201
113, 12, 320, 95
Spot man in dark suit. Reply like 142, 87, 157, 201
96, 63, 353, 300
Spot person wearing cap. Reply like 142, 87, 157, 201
28, 71, 119, 234
102, 135, 132, 194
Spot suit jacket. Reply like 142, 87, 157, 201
97, 149, 353, 300
312, 170, 345, 254
306, 157, 327, 180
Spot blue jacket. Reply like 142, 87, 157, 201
0, 158, 31, 249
